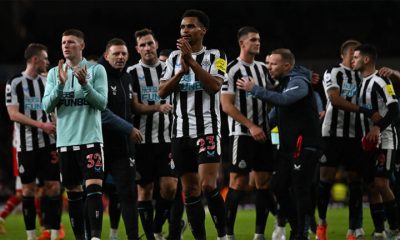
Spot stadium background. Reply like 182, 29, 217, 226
0, 0, 400, 198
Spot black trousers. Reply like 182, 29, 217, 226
271, 149, 319, 239
105, 154, 138, 240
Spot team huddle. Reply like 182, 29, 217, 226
3, 8, 400, 240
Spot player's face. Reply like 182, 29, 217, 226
105, 45, 128, 70
35, 50, 49, 74
267, 54, 290, 79
352, 50, 365, 71
265, 55, 270, 65
241, 32, 260, 55
159, 55, 168, 62
61, 35, 84, 61
136, 34, 158, 64
180, 17, 206, 45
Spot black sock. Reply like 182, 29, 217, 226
48, 195, 61, 230
86, 184, 103, 238
22, 196, 36, 230
384, 200, 399, 230
255, 189, 272, 234
67, 191, 85, 239
317, 181, 332, 221
205, 188, 226, 237
154, 197, 172, 233
349, 182, 363, 230
169, 182, 184, 239
40, 196, 49, 229
370, 203, 385, 233
185, 195, 205, 240
138, 200, 155, 240
225, 188, 244, 235
108, 191, 121, 229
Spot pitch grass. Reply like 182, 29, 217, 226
0, 207, 374, 240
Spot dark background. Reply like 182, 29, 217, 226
0, 0, 400, 67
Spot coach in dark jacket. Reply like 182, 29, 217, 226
99, 38, 142, 240
237, 48, 321, 240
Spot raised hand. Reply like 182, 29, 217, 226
159, 103, 173, 114
177, 38, 192, 62
57, 59, 68, 85
73, 64, 88, 86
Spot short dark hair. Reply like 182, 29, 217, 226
271, 48, 295, 66
355, 43, 378, 63
24, 43, 47, 62
340, 39, 361, 55
105, 38, 127, 52
237, 26, 259, 41
62, 29, 85, 40
159, 49, 172, 58
182, 9, 210, 29
134, 28, 156, 44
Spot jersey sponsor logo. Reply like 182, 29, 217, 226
141, 86, 161, 102
61, 91, 89, 106
215, 58, 227, 73
24, 97, 42, 110
179, 73, 204, 92
341, 82, 357, 97
387, 84, 395, 96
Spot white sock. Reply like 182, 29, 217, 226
51, 229, 60, 240
26, 230, 36, 240
110, 228, 118, 238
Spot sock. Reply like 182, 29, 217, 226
48, 196, 61, 230
255, 189, 273, 234
138, 200, 155, 240
185, 195, 206, 239
348, 182, 363, 230
40, 196, 49, 229
384, 200, 399, 230
67, 191, 85, 239
317, 181, 332, 221
154, 197, 172, 233
0, 195, 22, 219
225, 188, 244, 235
22, 196, 36, 230
370, 203, 385, 233
85, 184, 103, 239
205, 188, 226, 237
169, 181, 185, 239
108, 192, 121, 229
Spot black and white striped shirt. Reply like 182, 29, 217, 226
161, 47, 228, 138
322, 64, 362, 138
5, 72, 55, 152
359, 71, 398, 150
221, 58, 271, 136
127, 60, 172, 143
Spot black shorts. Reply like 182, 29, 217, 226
58, 143, 104, 187
171, 134, 221, 176
135, 143, 176, 184
228, 135, 274, 174
320, 137, 363, 172
363, 148, 395, 183
18, 144, 60, 184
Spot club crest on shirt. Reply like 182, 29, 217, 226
111, 86, 117, 95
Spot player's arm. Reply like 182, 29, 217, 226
221, 93, 266, 142
81, 64, 108, 110
158, 54, 187, 98
7, 105, 55, 134
132, 95, 172, 114
101, 108, 143, 143
379, 67, 400, 90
